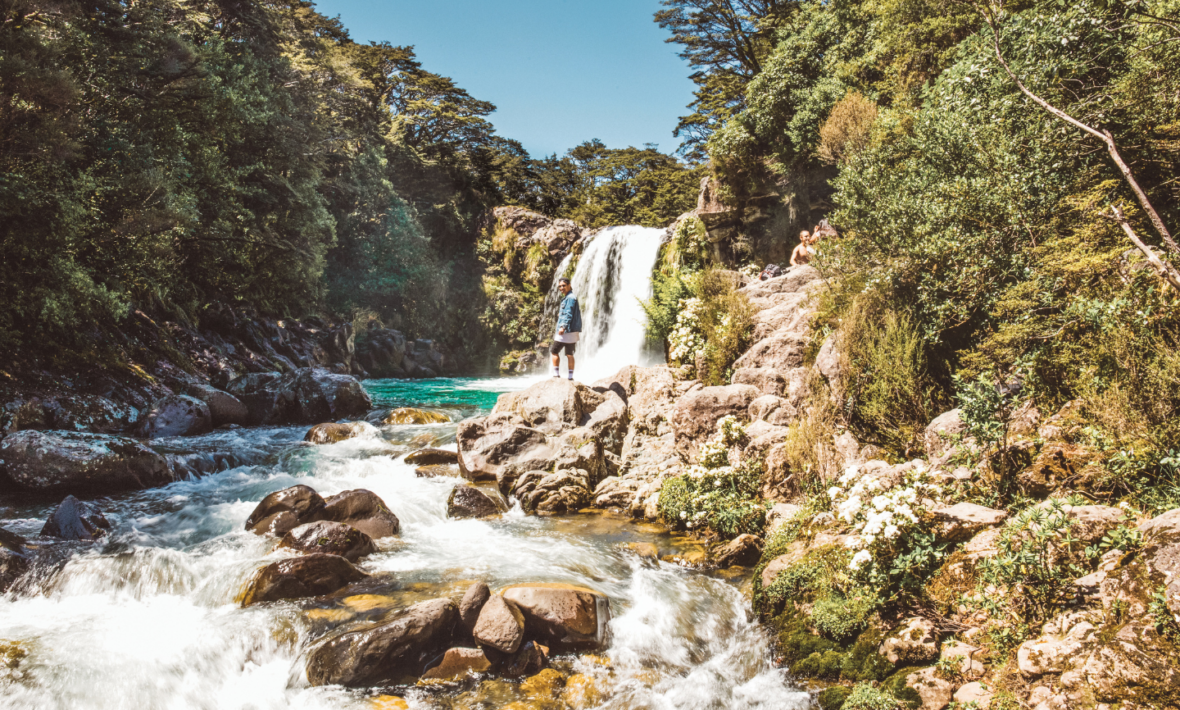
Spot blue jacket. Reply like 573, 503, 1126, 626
557, 293, 582, 333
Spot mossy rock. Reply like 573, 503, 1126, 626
881, 666, 924, 709
842, 624, 894, 683
817, 686, 852, 710
797, 649, 846, 679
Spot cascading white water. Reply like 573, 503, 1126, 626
550, 226, 665, 382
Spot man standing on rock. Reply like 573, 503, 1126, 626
551, 277, 582, 380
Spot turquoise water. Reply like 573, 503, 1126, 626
363, 375, 543, 418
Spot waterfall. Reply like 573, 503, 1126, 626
541, 226, 665, 382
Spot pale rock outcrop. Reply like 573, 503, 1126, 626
931, 502, 1008, 543
925, 409, 966, 460
905, 667, 954, 710
673, 384, 759, 458
1018, 617, 1098, 676
880, 617, 940, 665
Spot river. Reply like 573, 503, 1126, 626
0, 376, 811, 709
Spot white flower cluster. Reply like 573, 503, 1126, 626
739, 263, 761, 279
668, 297, 705, 363
827, 464, 943, 573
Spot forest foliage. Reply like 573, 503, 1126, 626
659, 0, 1180, 458
0, 0, 699, 366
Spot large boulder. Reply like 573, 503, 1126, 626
730, 332, 809, 372
447, 485, 504, 519
0, 527, 30, 593
238, 553, 368, 606
245, 485, 326, 536
501, 583, 610, 651
136, 395, 212, 438
305, 598, 459, 687
187, 384, 249, 428
320, 489, 400, 539
456, 413, 549, 482
40, 495, 111, 540
0, 430, 173, 494
278, 521, 376, 562
492, 379, 605, 434
473, 594, 526, 654
225, 367, 371, 426
672, 384, 759, 458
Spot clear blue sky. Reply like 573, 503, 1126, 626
311, 0, 696, 158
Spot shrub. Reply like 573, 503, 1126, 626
819, 91, 879, 165
842, 683, 908, 710
818, 686, 853, 710
696, 268, 756, 385
840, 294, 948, 458
976, 500, 1088, 624
812, 595, 878, 643
658, 416, 767, 537
641, 264, 696, 346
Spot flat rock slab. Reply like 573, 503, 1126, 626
931, 502, 1008, 543
404, 448, 459, 466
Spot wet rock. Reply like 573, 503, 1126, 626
0, 527, 30, 593
492, 379, 605, 434
931, 502, 1008, 543
238, 553, 368, 606
226, 367, 371, 426
404, 448, 459, 466
713, 534, 762, 568
672, 384, 759, 458
905, 667, 953, 710
497, 639, 550, 678
447, 485, 504, 519
245, 485, 326, 536
457, 413, 550, 482
421, 647, 492, 680
512, 469, 592, 515
474, 594, 526, 654
305, 598, 459, 687
924, 409, 966, 460
623, 542, 659, 562
562, 672, 606, 710
279, 521, 376, 562
0, 430, 173, 494
40, 495, 111, 540
187, 384, 249, 428
501, 583, 610, 651
383, 408, 450, 425
304, 422, 373, 444
519, 667, 566, 700
459, 582, 491, 631
136, 395, 212, 438
415, 464, 459, 478
880, 617, 939, 665
318, 489, 400, 539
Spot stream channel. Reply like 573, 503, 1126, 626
0, 376, 812, 710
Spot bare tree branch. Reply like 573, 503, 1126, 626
1109, 206, 1180, 291
974, 0, 1180, 263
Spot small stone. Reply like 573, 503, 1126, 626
880, 617, 939, 665
40, 495, 111, 540
905, 667, 953, 710
368, 696, 409, 710
384, 408, 450, 425
405, 448, 459, 465
245, 485, 326, 535
953, 682, 994, 708
447, 484, 504, 519
278, 521, 376, 562
623, 542, 659, 561
459, 582, 491, 631
238, 553, 368, 606
319, 489, 400, 539
304, 422, 372, 444
713, 534, 762, 568
415, 464, 459, 478
421, 647, 492, 680
473, 594, 526, 654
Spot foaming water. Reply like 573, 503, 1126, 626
0, 377, 809, 709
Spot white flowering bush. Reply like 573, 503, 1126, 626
659, 416, 767, 536
668, 297, 705, 363
828, 464, 948, 593
739, 263, 761, 279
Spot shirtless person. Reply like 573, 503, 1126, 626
790, 230, 813, 266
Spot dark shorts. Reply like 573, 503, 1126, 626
549, 340, 576, 356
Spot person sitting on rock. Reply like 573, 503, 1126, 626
790, 230, 814, 266
551, 277, 582, 381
